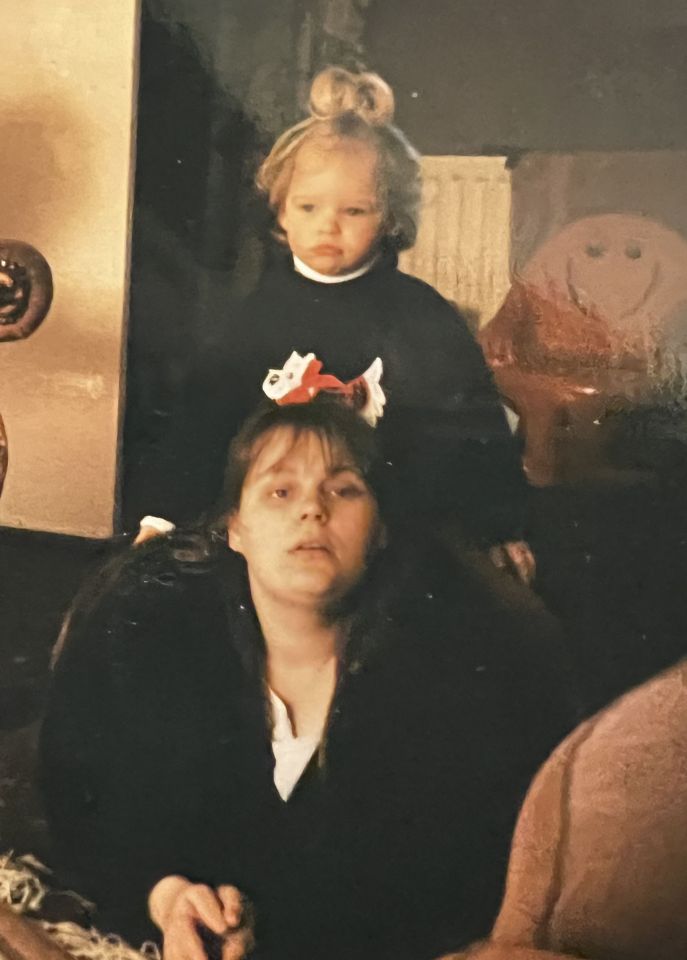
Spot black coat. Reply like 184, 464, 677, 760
41, 535, 574, 960
137, 251, 528, 544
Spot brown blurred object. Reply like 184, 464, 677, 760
0, 414, 6, 500
0, 239, 53, 499
437, 948, 573, 960
463, 659, 687, 960
480, 215, 687, 485
0, 903, 71, 960
0, 240, 53, 342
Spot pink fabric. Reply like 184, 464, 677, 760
472, 661, 687, 960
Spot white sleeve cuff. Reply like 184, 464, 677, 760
139, 515, 177, 535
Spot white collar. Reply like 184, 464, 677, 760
293, 254, 377, 284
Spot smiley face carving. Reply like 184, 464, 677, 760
480, 214, 687, 485
524, 214, 687, 343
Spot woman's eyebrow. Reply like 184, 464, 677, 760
328, 464, 363, 477
255, 462, 297, 480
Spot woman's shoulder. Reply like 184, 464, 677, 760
380, 535, 575, 692
53, 534, 236, 667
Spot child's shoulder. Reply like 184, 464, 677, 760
382, 265, 477, 340
386, 264, 466, 313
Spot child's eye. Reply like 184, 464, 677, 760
299, 203, 315, 213
271, 488, 290, 499
345, 207, 366, 216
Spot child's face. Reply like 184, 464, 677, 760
278, 138, 385, 275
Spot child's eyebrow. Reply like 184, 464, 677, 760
291, 195, 377, 205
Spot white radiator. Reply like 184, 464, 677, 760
399, 155, 512, 328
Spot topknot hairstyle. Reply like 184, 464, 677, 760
257, 66, 421, 252
308, 67, 395, 125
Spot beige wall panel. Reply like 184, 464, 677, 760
399, 155, 512, 328
0, 1, 139, 537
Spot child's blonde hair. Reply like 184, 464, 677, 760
257, 67, 422, 252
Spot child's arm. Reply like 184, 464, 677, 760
387, 288, 531, 550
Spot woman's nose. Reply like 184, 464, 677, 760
300, 493, 328, 522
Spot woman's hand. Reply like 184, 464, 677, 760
150, 876, 254, 960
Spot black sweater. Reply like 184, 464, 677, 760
141, 252, 528, 543
41, 536, 574, 960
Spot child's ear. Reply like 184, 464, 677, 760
227, 514, 243, 554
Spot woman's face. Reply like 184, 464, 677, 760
228, 426, 381, 612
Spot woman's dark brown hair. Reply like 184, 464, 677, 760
217, 395, 387, 518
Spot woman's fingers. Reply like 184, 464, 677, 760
162, 883, 229, 960
216, 885, 244, 928
216, 886, 256, 960
162, 918, 208, 960
159, 882, 254, 960
183, 884, 228, 935
221, 928, 255, 960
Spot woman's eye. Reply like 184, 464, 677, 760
345, 207, 365, 216
330, 484, 365, 499
271, 488, 290, 499
299, 203, 315, 213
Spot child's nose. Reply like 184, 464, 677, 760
317, 210, 341, 234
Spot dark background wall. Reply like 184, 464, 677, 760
365, 0, 687, 154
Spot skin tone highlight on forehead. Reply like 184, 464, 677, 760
271, 132, 384, 215
287, 134, 383, 206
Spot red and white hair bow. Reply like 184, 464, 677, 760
262, 351, 386, 426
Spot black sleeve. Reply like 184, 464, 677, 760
39, 551, 227, 943
381, 288, 530, 545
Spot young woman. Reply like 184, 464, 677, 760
42, 379, 573, 960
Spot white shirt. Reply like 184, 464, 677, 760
269, 688, 324, 801
292, 254, 378, 284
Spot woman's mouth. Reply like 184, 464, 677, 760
291, 541, 331, 554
